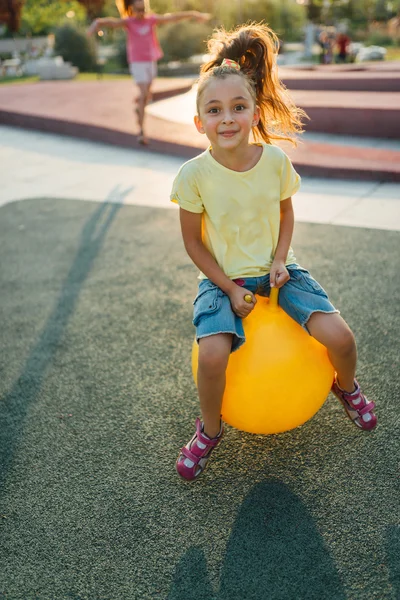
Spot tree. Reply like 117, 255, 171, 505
76, 0, 105, 20
0, 0, 24, 32
20, 0, 87, 35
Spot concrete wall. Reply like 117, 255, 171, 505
0, 37, 48, 54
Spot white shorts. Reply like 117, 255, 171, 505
129, 61, 157, 84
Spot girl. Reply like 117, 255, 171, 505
170, 23, 377, 482
87, 0, 210, 145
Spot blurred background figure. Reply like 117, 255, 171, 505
325, 27, 337, 64
336, 28, 351, 63
87, 0, 210, 145
317, 28, 329, 64
318, 28, 336, 65
317, 26, 338, 65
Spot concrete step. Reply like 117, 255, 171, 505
0, 78, 398, 181
280, 68, 400, 92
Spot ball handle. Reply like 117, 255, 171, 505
244, 287, 279, 308
269, 286, 279, 308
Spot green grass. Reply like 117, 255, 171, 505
0, 74, 38, 85
76, 71, 130, 81
0, 197, 399, 599
385, 46, 400, 61
0, 72, 131, 86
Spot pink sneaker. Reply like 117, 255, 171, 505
331, 377, 377, 431
176, 418, 224, 481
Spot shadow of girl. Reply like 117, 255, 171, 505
168, 480, 346, 600
386, 525, 400, 599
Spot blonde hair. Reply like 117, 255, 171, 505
197, 23, 307, 145
115, 0, 150, 18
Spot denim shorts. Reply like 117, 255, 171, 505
193, 264, 339, 352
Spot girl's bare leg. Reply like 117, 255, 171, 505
135, 82, 152, 144
197, 333, 232, 438
306, 312, 357, 392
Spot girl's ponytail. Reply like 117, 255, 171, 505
198, 23, 306, 145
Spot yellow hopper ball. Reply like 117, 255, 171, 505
192, 287, 334, 434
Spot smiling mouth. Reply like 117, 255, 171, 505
219, 131, 238, 137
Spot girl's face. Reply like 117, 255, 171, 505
195, 75, 260, 152
132, 0, 145, 16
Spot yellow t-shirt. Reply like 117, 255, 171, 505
170, 143, 301, 280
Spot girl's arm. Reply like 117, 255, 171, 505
87, 17, 126, 36
180, 209, 256, 318
270, 197, 294, 288
154, 11, 211, 24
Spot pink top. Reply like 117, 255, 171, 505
124, 15, 163, 63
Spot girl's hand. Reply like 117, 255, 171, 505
192, 11, 211, 22
228, 286, 256, 318
87, 20, 98, 36
270, 260, 290, 289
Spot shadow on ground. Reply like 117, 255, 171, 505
168, 480, 346, 600
0, 189, 132, 490
386, 525, 400, 600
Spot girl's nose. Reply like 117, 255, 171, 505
222, 112, 234, 124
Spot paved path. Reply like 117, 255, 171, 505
279, 67, 400, 91
2, 126, 400, 231
1, 78, 400, 180
147, 85, 400, 150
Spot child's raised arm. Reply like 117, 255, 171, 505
87, 17, 126, 36
154, 11, 211, 25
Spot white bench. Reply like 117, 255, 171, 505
26, 56, 78, 80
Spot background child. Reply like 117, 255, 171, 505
170, 23, 377, 482
87, 0, 210, 145
336, 30, 351, 63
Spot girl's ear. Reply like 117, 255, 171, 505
252, 105, 261, 127
194, 115, 205, 134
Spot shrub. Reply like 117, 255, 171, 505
54, 24, 97, 71
366, 32, 395, 47
116, 35, 129, 70
157, 22, 213, 63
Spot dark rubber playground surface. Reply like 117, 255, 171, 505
0, 198, 399, 599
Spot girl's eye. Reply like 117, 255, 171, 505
234, 105, 246, 111
208, 107, 220, 114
